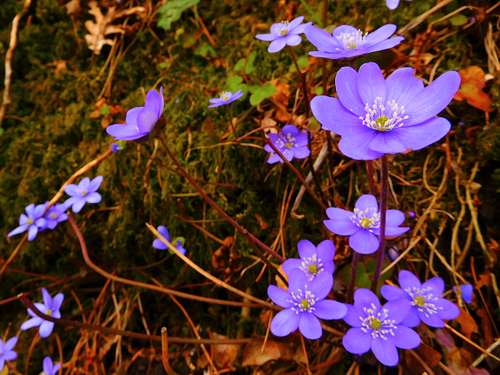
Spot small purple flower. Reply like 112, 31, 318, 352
43, 203, 68, 230
42, 357, 61, 375
64, 176, 103, 213
20, 288, 64, 339
305, 24, 403, 60
8, 203, 47, 241
0, 336, 18, 371
111, 142, 125, 153
264, 124, 310, 164
106, 88, 164, 141
208, 90, 243, 108
386, 0, 400, 9
454, 284, 473, 304
311, 62, 460, 160
268, 269, 346, 340
152, 225, 186, 255
343, 288, 420, 367
324, 194, 409, 254
282, 240, 335, 281
256, 16, 311, 53
381, 270, 460, 328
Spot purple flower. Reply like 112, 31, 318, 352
256, 16, 311, 53
386, 0, 400, 9
381, 270, 460, 328
208, 90, 243, 108
42, 357, 61, 375
106, 88, 164, 141
8, 203, 47, 241
0, 336, 18, 371
454, 284, 473, 304
305, 24, 403, 60
111, 142, 125, 153
282, 240, 335, 281
324, 194, 409, 254
267, 269, 346, 340
64, 176, 103, 213
152, 225, 186, 255
43, 203, 68, 230
20, 288, 64, 339
343, 288, 420, 366
311, 62, 460, 160
264, 124, 310, 164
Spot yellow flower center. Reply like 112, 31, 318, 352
414, 296, 426, 307
369, 318, 382, 330
300, 299, 310, 310
26, 218, 33, 225
359, 217, 373, 228
45, 308, 52, 316
307, 264, 318, 275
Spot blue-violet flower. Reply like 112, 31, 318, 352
256, 16, 311, 53
208, 90, 243, 108
152, 225, 186, 255
43, 203, 68, 230
0, 336, 17, 371
386, 0, 401, 9
64, 176, 103, 213
454, 284, 473, 304
264, 124, 310, 164
8, 203, 47, 241
20, 288, 64, 339
282, 240, 335, 281
42, 357, 61, 375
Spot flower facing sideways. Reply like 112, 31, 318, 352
152, 225, 186, 255
20, 288, 64, 339
64, 176, 103, 213
454, 283, 473, 304
264, 124, 310, 164
208, 90, 243, 108
256, 16, 311, 53
42, 357, 61, 375
282, 239, 335, 282
0, 336, 18, 371
8, 203, 47, 241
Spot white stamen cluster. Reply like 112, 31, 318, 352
299, 254, 324, 281
289, 286, 317, 314
275, 132, 296, 150
361, 97, 409, 132
360, 303, 397, 340
352, 207, 380, 232
220, 92, 232, 101
404, 286, 442, 318
276, 21, 290, 36
336, 29, 364, 50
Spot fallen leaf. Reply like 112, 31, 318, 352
209, 332, 239, 369
454, 66, 493, 112
242, 338, 305, 366
455, 309, 478, 338
65, 0, 80, 16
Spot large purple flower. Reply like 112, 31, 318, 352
64, 176, 103, 213
381, 270, 460, 328
256, 16, 311, 53
343, 288, 420, 367
311, 62, 460, 160
8, 203, 47, 241
264, 124, 310, 164
324, 194, 409, 254
208, 90, 243, 108
42, 357, 61, 375
152, 225, 186, 255
282, 240, 335, 281
267, 269, 346, 340
106, 88, 164, 141
305, 24, 403, 60
0, 336, 17, 371
20, 288, 64, 339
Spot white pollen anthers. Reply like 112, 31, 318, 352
299, 254, 324, 281
289, 286, 317, 314
275, 132, 296, 149
360, 303, 397, 340
276, 21, 290, 36
404, 286, 442, 317
361, 96, 409, 132
351, 207, 381, 232
336, 29, 365, 50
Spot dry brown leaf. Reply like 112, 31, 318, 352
242, 338, 305, 367
454, 66, 493, 112
209, 332, 239, 369
65, 0, 80, 16
455, 309, 478, 338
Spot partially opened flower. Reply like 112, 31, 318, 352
282, 240, 335, 281
381, 270, 460, 328
0, 336, 18, 371
20, 288, 64, 339
311, 62, 460, 160
264, 124, 310, 164
208, 90, 243, 108
106, 87, 164, 141
454, 283, 473, 304
8, 203, 47, 241
305, 24, 403, 60
324, 194, 409, 254
256, 16, 311, 53
343, 288, 420, 367
152, 225, 186, 255
43, 203, 68, 230
42, 357, 61, 375
64, 176, 103, 213
267, 269, 346, 340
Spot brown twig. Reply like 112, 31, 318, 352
161, 327, 177, 375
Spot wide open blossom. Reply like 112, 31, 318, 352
305, 24, 403, 60
20, 288, 64, 339
311, 62, 460, 160
324, 194, 409, 254
264, 124, 310, 164
208, 90, 243, 108
0, 336, 18, 371
8, 203, 47, 241
152, 225, 186, 255
256, 16, 311, 53
64, 176, 103, 213
282, 239, 335, 282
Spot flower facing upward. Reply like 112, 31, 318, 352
324, 194, 409, 254
42, 357, 61, 375
152, 225, 186, 255
0, 336, 18, 371
381, 270, 460, 328
264, 125, 310, 164
282, 240, 335, 282
267, 269, 346, 340
64, 176, 103, 213
106, 88, 164, 141
8, 203, 47, 241
20, 288, 64, 339
208, 90, 243, 108
305, 24, 403, 60
43, 203, 68, 230
311, 62, 460, 160
256, 16, 311, 53
343, 289, 420, 366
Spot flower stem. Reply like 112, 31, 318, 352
348, 252, 359, 303
371, 156, 388, 291
288, 47, 310, 117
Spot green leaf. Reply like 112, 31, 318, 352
249, 83, 276, 106
233, 58, 246, 72
157, 0, 200, 31
297, 55, 309, 69
226, 76, 245, 91
449, 15, 468, 26
245, 51, 257, 75
194, 42, 216, 58
100, 105, 110, 116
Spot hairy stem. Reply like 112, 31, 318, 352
371, 156, 388, 291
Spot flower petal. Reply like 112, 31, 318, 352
381, 285, 406, 301
106, 124, 141, 140
267, 285, 292, 308
384, 299, 411, 323
386, 68, 424, 109
357, 62, 386, 105
393, 326, 421, 349
396, 117, 451, 151
371, 337, 399, 366
299, 313, 322, 339
386, 0, 400, 10
125, 107, 142, 126
270, 309, 299, 337
343, 304, 363, 327
335, 67, 365, 115
51, 293, 64, 312
39, 321, 55, 338
42, 288, 52, 307
310, 96, 360, 135
145, 88, 163, 118
422, 276, 445, 295
137, 108, 158, 133
304, 25, 338, 52
398, 270, 421, 290
287, 16, 304, 30
324, 208, 358, 235
316, 240, 335, 262
349, 230, 379, 254
85, 192, 101, 204
28, 225, 38, 241
152, 239, 167, 250
401, 308, 421, 327
20, 317, 43, 330
89, 176, 103, 192
436, 299, 460, 320
308, 272, 333, 300
286, 34, 302, 46
288, 269, 308, 294
385, 225, 409, 238
419, 311, 445, 328
5, 336, 18, 351
281, 258, 302, 276
255, 33, 275, 41
364, 37, 404, 54
297, 239, 316, 259
268, 38, 287, 53
338, 128, 382, 160
354, 288, 381, 309
386, 210, 405, 226
8, 225, 28, 237
364, 24, 397, 45
71, 199, 86, 214
369, 132, 407, 154
343, 327, 371, 354
355, 194, 378, 211
314, 300, 347, 320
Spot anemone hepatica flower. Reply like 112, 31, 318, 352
305, 24, 403, 60
208, 90, 243, 108
324, 194, 409, 254
42, 357, 61, 375
381, 270, 460, 328
282, 240, 335, 282
343, 288, 420, 366
256, 16, 311, 53
386, 0, 400, 9
152, 225, 186, 255
264, 124, 310, 164
454, 283, 473, 304
64, 176, 103, 213
106, 88, 164, 141
267, 269, 346, 340
0, 336, 17, 371
21, 288, 64, 339
43, 203, 68, 230
8, 203, 47, 241
311, 62, 460, 160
